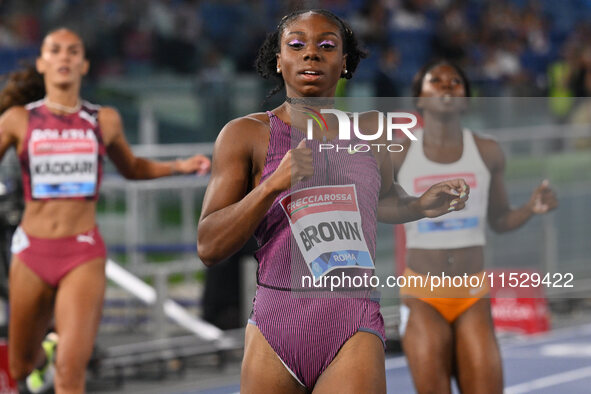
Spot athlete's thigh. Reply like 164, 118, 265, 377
241, 324, 307, 394
402, 298, 454, 394
313, 331, 386, 394
453, 298, 503, 394
53, 258, 106, 369
8, 257, 56, 371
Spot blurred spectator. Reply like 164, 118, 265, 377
0, 0, 588, 97
350, 0, 389, 46
567, 43, 591, 148
521, 4, 550, 56
147, 0, 199, 74
481, 35, 523, 82
547, 40, 577, 122
374, 46, 401, 96
197, 46, 234, 135
390, 0, 431, 31
432, 0, 472, 67
0, 22, 23, 47
569, 44, 591, 98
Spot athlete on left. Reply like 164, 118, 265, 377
0, 27, 209, 393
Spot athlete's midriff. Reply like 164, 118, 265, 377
20, 199, 97, 238
407, 246, 484, 275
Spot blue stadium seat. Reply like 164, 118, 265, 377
0, 46, 38, 74
200, 2, 247, 41
389, 29, 432, 62
520, 50, 552, 79
388, 29, 433, 82
354, 48, 379, 82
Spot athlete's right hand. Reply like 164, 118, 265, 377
268, 138, 314, 191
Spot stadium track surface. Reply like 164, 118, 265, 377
88, 318, 591, 393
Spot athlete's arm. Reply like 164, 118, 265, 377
0, 106, 26, 161
483, 138, 557, 232
377, 178, 468, 223
373, 133, 421, 222
361, 119, 468, 223
197, 116, 313, 267
100, 107, 210, 179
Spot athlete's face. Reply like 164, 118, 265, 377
36, 29, 88, 88
276, 13, 347, 98
417, 64, 467, 114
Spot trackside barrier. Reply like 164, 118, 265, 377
105, 259, 234, 348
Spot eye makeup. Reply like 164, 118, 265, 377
287, 39, 305, 47
286, 39, 337, 49
319, 40, 336, 48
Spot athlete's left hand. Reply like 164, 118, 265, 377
527, 179, 558, 214
418, 178, 470, 218
177, 154, 211, 175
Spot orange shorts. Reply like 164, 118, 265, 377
399, 267, 490, 323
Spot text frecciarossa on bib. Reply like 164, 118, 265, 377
280, 184, 375, 282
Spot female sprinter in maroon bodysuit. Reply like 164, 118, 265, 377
393, 60, 558, 393
0, 28, 210, 393
198, 10, 469, 394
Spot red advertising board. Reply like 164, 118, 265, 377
489, 269, 551, 334
0, 340, 17, 394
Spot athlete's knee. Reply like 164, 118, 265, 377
9, 358, 35, 381
416, 385, 450, 394
54, 358, 86, 391
412, 374, 452, 394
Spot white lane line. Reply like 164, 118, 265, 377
500, 322, 591, 349
541, 343, 591, 357
504, 365, 591, 394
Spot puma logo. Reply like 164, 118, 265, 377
76, 234, 95, 245
79, 110, 97, 127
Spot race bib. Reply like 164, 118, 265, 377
29, 129, 98, 198
280, 185, 374, 282
414, 172, 480, 233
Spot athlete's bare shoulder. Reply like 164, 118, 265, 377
217, 112, 269, 144
0, 106, 29, 139
97, 106, 122, 129
96, 106, 125, 145
212, 112, 272, 165
472, 131, 505, 172
0, 106, 28, 157
97, 105, 119, 119
242, 111, 270, 126
0, 105, 28, 123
